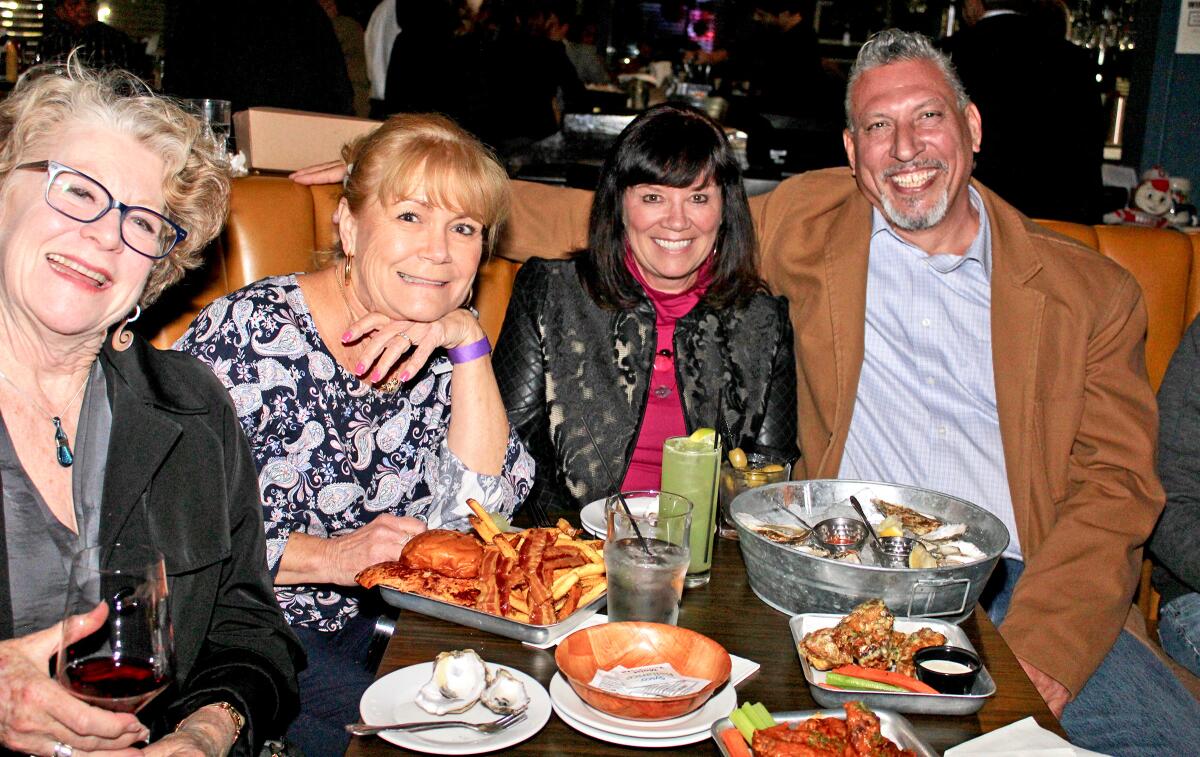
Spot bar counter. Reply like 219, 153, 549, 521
346, 537, 1063, 755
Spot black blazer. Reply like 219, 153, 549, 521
0, 336, 302, 755
494, 258, 799, 526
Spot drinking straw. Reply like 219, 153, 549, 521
580, 415, 655, 558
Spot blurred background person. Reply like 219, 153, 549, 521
940, 0, 1104, 222
37, 0, 151, 79
165, 0, 353, 116
321, 0, 371, 118
365, 0, 401, 118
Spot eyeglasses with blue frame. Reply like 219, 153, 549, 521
15, 160, 187, 259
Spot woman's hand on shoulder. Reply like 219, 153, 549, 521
288, 160, 347, 186
325, 514, 428, 585
344, 308, 485, 387
0, 606, 147, 756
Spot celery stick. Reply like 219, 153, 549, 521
729, 708, 755, 742
825, 672, 907, 692
750, 702, 777, 728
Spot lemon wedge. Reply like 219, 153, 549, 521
689, 427, 718, 445
877, 515, 904, 538
909, 543, 938, 569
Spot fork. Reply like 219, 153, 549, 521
345, 711, 527, 737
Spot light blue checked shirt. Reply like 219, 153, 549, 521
838, 188, 1020, 559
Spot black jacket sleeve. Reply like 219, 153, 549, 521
162, 398, 303, 755
494, 260, 564, 526
1150, 315, 1200, 605
751, 296, 800, 464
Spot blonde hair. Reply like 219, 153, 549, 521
335, 113, 510, 259
0, 58, 230, 306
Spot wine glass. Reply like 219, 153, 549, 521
56, 544, 174, 713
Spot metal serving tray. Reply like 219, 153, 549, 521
789, 613, 996, 716
379, 586, 607, 644
711, 708, 938, 757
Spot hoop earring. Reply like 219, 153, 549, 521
126, 304, 141, 323
344, 255, 353, 286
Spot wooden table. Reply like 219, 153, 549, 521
346, 537, 1064, 755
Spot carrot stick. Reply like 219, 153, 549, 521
720, 727, 753, 757
830, 664, 939, 694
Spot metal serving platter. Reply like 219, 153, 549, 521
711, 708, 938, 757
790, 613, 996, 716
379, 586, 607, 644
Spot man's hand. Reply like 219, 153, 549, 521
0, 605, 148, 756
1018, 656, 1070, 718
288, 160, 347, 186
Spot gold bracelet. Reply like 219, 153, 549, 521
176, 701, 244, 744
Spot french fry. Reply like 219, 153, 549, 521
579, 578, 607, 607
551, 571, 580, 600
573, 563, 605, 579
555, 518, 580, 537
576, 541, 603, 564
509, 594, 529, 614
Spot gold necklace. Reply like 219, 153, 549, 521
335, 272, 401, 393
0, 365, 89, 467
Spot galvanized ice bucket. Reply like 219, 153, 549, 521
731, 480, 1010, 623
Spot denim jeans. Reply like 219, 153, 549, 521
1159, 592, 1200, 679
286, 612, 378, 757
984, 559, 1200, 756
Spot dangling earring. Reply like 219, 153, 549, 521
344, 254, 353, 286
111, 304, 141, 352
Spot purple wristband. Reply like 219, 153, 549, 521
447, 336, 491, 365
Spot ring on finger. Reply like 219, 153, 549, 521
53, 742, 74, 757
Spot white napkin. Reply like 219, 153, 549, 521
523, 613, 762, 686
944, 717, 1112, 757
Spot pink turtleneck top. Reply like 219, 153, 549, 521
619, 248, 712, 490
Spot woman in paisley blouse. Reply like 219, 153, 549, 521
176, 114, 534, 754
493, 103, 799, 527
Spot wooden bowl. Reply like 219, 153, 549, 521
554, 622, 732, 720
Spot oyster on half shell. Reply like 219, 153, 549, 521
481, 668, 529, 714
415, 649, 487, 715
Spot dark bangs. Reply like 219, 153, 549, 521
578, 103, 762, 311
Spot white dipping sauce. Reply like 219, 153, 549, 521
919, 659, 974, 675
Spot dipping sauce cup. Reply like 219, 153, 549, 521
813, 517, 867, 553
913, 645, 982, 694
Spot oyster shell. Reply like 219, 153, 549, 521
481, 668, 529, 714
920, 522, 968, 542
415, 649, 487, 715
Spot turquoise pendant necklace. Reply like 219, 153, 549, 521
0, 366, 88, 467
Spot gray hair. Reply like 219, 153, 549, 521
845, 29, 971, 131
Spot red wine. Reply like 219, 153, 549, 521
63, 657, 169, 713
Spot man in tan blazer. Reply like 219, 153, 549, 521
495, 29, 1200, 754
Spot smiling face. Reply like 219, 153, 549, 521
0, 122, 163, 341
843, 59, 982, 244
338, 189, 483, 323
622, 179, 722, 293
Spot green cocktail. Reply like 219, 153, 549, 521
661, 434, 721, 587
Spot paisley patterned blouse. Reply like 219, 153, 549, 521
175, 275, 534, 631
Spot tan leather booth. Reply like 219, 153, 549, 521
143, 177, 1200, 627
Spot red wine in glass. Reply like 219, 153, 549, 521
63, 656, 171, 713
57, 544, 174, 713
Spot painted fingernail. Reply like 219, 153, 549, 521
341, 330, 354, 343
371, 370, 383, 382
355, 362, 366, 374
399, 371, 410, 382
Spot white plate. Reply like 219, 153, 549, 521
550, 679, 714, 748
549, 672, 735, 738
580, 494, 659, 538
358, 662, 550, 755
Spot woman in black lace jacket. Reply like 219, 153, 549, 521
493, 103, 798, 526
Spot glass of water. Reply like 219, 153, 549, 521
604, 491, 692, 625
185, 98, 232, 153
